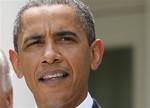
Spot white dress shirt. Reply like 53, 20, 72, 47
76, 92, 93, 108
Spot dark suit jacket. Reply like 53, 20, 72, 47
92, 99, 101, 108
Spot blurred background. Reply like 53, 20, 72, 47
0, 0, 150, 108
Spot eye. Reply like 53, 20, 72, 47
27, 40, 43, 48
57, 36, 76, 44
60, 37, 74, 42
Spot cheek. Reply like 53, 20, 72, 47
20, 52, 40, 72
20, 54, 41, 95
72, 47, 91, 69
19, 53, 40, 86
66, 47, 91, 82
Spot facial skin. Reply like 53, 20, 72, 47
9, 5, 104, 108
0, 65, 13, 108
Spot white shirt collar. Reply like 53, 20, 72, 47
76, 92, 93, 108
35, 92, 93, 108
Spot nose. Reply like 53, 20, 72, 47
40, 42, 62, 65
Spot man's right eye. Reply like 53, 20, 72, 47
26, 40, 43, 48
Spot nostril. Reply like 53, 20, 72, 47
42, 61, 47, 64
54, 59, 59, 62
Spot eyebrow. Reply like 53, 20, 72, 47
54, 30, 78, 37
21, 31, 78, 47
22, 34, 43, 46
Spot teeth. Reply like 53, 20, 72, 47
43, 73, 64, 80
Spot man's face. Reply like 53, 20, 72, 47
10, 5, 103, 107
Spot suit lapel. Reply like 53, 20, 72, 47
92, 99, 101, 108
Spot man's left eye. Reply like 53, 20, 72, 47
61, 37, 74, 41
58, 37, 76, 43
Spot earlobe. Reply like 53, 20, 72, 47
9, 49, 23, 78
91, 39, 104, 70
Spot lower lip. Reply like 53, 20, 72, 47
39, 76, 69, 87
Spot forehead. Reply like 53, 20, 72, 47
21, 4, 76, 24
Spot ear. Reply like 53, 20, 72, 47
7, 88, 13, 108
90, 39, 104, 70
9, 49, 23, 78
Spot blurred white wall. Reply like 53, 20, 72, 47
0, 0, 150, 108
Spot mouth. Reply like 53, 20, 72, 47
39, 73, 69, 81
38, 70, 69, 87
38, 71, 69, 87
